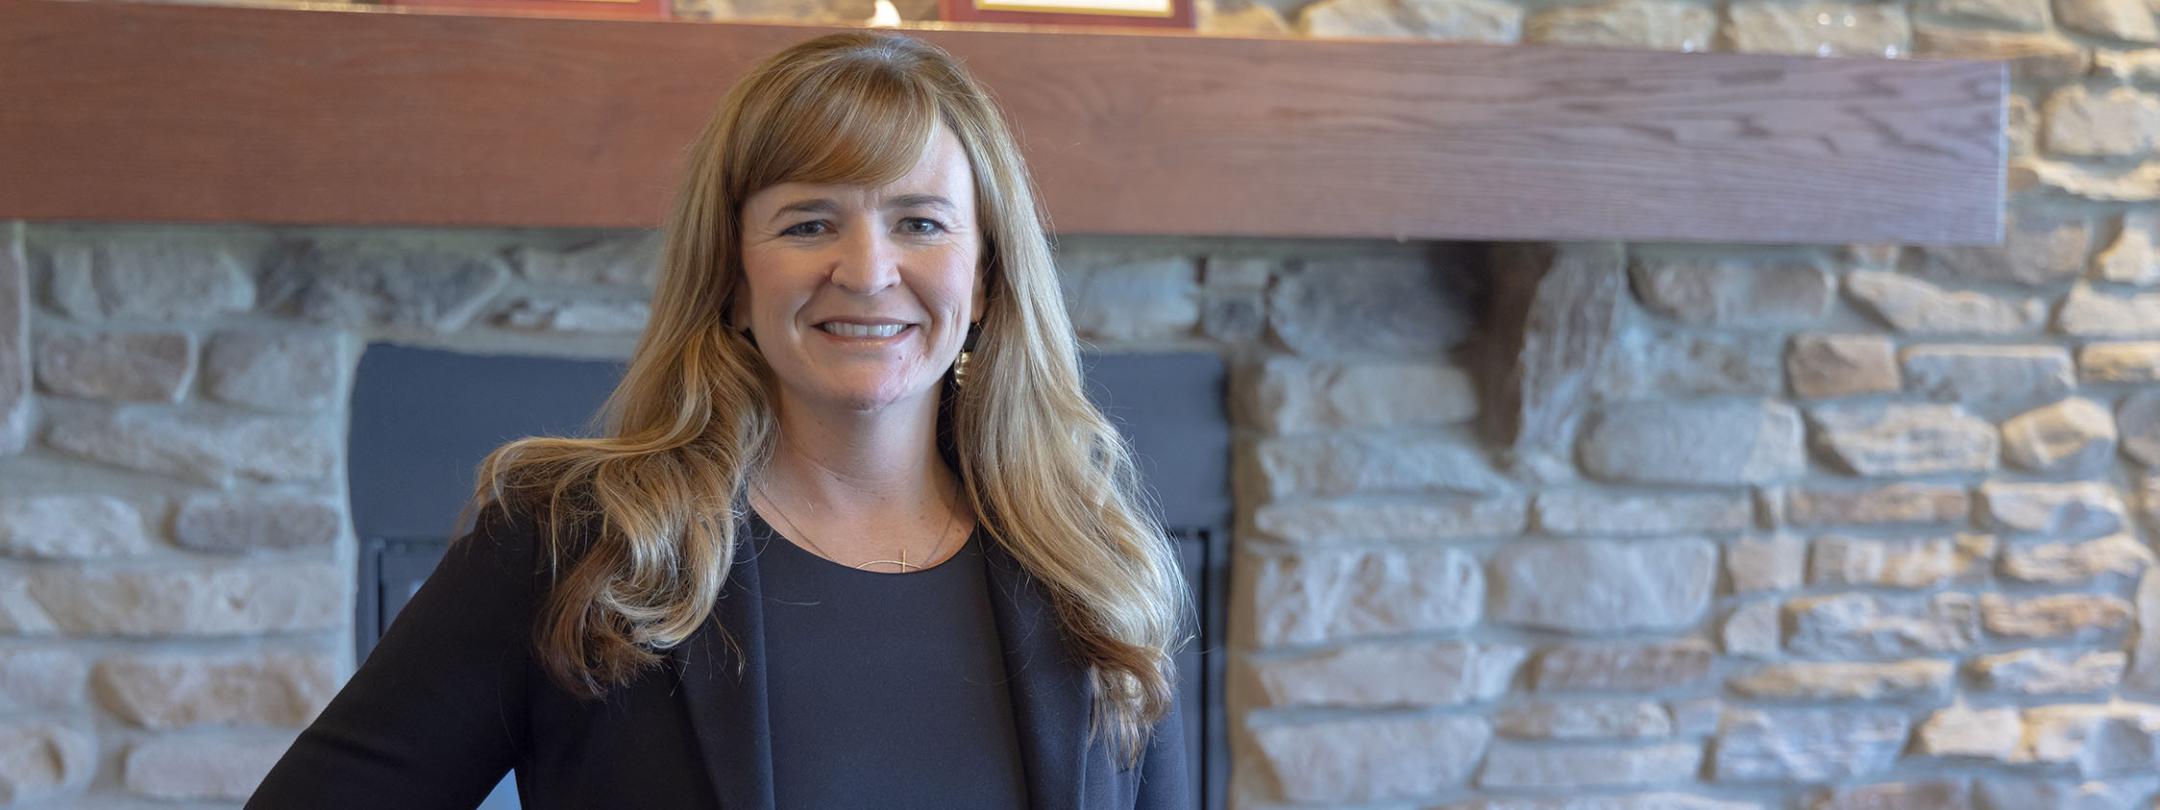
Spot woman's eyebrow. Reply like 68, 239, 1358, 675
770, 194, 956, 221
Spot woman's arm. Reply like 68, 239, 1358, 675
246, 501, 544, 810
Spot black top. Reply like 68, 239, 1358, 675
749, 508, 1031, 810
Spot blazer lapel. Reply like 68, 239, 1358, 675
672, 525, 776, 810
981, 535, 1094, 810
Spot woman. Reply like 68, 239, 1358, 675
246, 31, 1192, 810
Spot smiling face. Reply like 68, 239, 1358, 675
733, 120, 987, 418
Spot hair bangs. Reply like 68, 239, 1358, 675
738, 57, 939, 196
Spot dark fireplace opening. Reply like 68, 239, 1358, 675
347, 342, 1230, 810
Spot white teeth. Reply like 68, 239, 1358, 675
820, 322, 906, 338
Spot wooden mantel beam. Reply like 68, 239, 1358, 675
1, 0, 2003, 245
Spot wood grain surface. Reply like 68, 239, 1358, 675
0, 0, 2005, 244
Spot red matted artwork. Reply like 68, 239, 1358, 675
378, 0, 668, 20
937, 0, 1193, 29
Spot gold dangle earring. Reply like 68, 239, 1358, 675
952, 320, 981, 389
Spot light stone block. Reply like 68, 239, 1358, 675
94, 653, 338, 729
1998, 533, 2153, 584
1914, 703, 2022, 761
1807, 534, 1992, 589
258, 239, 508, 331
510, 233, 659, 287
1578, 400, 1804, 486
1249, 434, 1512, 498
1241, 357, 1478, 434
202, 330, 343, 412
1727, 535, 1806, 593
496, 298, 648, 332
32, 329, 193, 403
172, 493, 343, 553
1785, 592, 1980, 656
1786, 334, 1899, 399
1843, 270, 2046, 334
1970, 648, 2126, 694
123, 736, 293, 801
1489, 539, 1716, 633
1251, 713, 1490, 802
1711, 708, 1908, 782
1980, 480, 2127, 537
1784, 483, 1971, 527
43, 406, 339, 487
1242, 641, 1524, 708
1266, 256, 1472, 355
1524, 0, 1715, 50
2047, 86, 2160, 156
1244, 548, 1482, 647
1296, 0, 1523, 41
1725, 1, 1911, 57
1600, 327, 1784, 401
1532, 640, 1716, 692
1981, 593, 2134, 639
2058, 284, 2160, 337
1916, 0, 2048, 29
1723, 600, 1782, 657
1725, 659, 1952, 701
0, 494, 154, 559
2080, 341, 2160, 382
2002, 397, 2118, 474
1252, 496, 1527, 544
1628, 256, 1833, 328
45, 239, 255, 322
1475, 741, 1702, 790
1059, 256, 1200, 341
1493, 699, 1673, 740
1808, 402, 1998, 477
0, 563, 343, 637
1899, 344, 2074, 405
1536, 490, 1752, 536
0, 650, 86, 712
0, 723, 94, 804
2055, 0, 2160, 46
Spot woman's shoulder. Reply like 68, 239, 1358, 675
454, 488, 609, 583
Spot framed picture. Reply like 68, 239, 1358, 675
937, 0, 1193, 29
378, 0, 668, 20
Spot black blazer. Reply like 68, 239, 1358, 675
247, 502, 1187, 809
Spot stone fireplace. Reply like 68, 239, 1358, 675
14, 0, 2160, 805
17, 205, 2160, 810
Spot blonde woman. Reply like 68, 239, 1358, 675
247, 30, 1192, 810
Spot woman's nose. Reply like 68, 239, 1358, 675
829, 225, 900, 294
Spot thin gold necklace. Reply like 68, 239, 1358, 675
752, 478, 962, 573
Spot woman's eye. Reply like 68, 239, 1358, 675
901, 218, 946, 235
781, 221, 829, 237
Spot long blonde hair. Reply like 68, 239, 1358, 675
453, 31, 1192, 765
